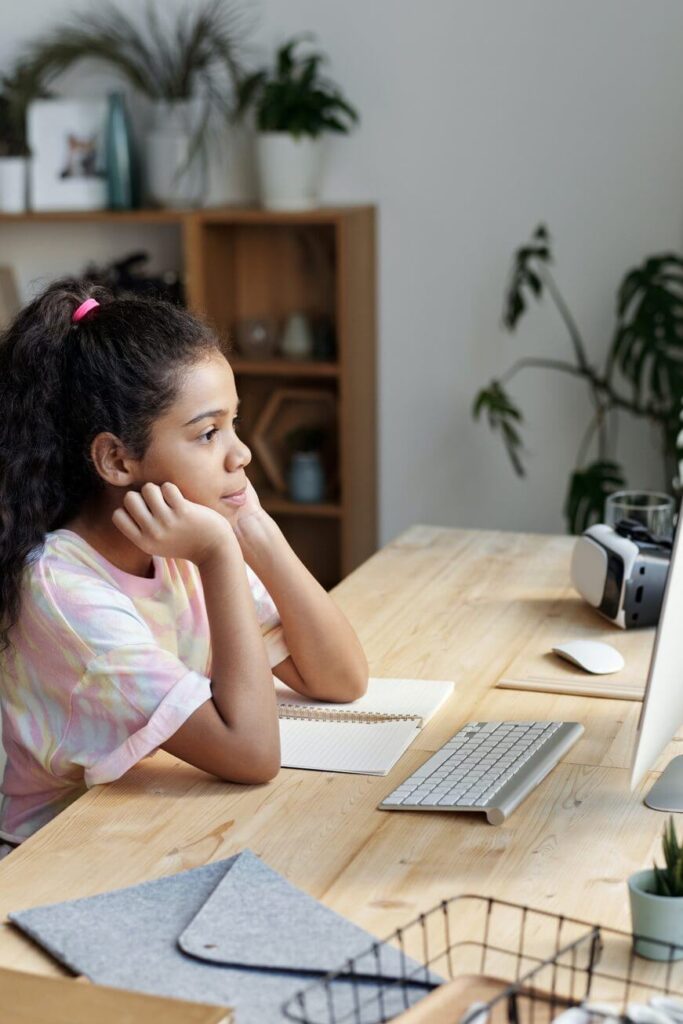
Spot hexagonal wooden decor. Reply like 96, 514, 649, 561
251, 388, 338, 494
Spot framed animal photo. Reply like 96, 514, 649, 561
27, 99, 107, 211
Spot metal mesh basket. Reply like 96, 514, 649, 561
282, 894, 683, 1024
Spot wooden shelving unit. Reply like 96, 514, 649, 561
230, 358, 340, 378
0, 204, 377, 589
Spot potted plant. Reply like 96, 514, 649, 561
19, 0, 247, 207
629, 816, 683, 960
0, 62, 45, 212
473, 225, 683, 533
236, 35, 359, 209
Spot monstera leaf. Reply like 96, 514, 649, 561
612, 254, 683, 408
472, 381, 525, 476
503, 224, 551, 330
564, 459, 626, 535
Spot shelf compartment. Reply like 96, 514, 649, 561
260, 492, 342, 518
198, 222, 337, 344
251, 387, 338, 495
272, 517, 341, 590
230, 359, 339, 378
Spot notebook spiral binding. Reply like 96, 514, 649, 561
277, 706, 422, 725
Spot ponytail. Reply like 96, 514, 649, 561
0, 277, 218, 651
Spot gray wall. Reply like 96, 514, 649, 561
2, 0, 682, 542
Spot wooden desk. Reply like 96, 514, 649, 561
0, 525, 679, 978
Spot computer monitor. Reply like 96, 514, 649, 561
631, 507, 683, 810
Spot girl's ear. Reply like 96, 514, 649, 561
89, 432, 139, 487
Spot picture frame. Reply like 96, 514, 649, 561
27, 99, 108, 212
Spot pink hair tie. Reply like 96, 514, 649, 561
72, 298, 100, 323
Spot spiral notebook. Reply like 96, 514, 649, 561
275, 677, 455, 775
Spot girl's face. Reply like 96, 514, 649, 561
133, 351, 251, 519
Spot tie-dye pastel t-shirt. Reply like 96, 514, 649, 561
0, 529, 288, 844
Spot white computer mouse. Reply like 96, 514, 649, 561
551, 639, 625, 675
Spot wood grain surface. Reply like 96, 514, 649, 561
0, 527, 678, 998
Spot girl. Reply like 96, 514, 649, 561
0, 278, 368, 849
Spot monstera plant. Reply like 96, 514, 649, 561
473, 225, 683, 533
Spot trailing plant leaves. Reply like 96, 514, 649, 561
20, 0, 247, 104
611, 254, 683, 411
564, 459, 626, 535
503, 224, 552, 331
472, 382, 525, 476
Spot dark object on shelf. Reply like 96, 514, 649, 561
105, 91, 138, 210
82, 251, 183, 304
312, 315, 336, 361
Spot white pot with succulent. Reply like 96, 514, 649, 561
22, 1, 245, 208
628, 817, 683, 960
236, 36, 358, 210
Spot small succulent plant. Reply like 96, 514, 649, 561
652, 817, 683, 897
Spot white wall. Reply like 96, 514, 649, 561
2, 1, 683, 543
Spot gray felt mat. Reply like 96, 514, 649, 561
9, 850, 439, 1023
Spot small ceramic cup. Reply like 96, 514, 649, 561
234, 318, 278, 360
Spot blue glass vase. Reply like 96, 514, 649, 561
288, 452, 325, 503
105, 92, 138, 210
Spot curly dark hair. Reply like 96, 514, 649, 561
0, 276, 220, 651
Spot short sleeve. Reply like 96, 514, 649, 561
59, 644, 212, 787
245, 565, 289, 668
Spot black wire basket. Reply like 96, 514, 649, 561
282, 894, 683, 1024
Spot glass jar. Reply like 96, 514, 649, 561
287, 452, 325, 503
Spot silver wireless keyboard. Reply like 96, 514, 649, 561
380, 721, 584, 824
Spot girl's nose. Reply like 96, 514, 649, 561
225, 437, 251, 472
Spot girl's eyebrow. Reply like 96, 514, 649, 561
183, 400, 240, 427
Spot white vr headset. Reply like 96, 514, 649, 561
570, 521, 671, 629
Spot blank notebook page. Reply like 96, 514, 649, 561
279, 717, 420, 775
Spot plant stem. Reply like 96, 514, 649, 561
499, 357, 586, 386
576, 412, 602, 466
538, 265, 591, 373
535, 263, 610, 455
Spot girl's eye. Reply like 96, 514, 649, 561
233, 416, 242, 432
199, 428, 219, 443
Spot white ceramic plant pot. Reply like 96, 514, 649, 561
255, 132, 323, 210
280, 313, 314, 360
628, 868, 683, 960
145, 100, 205, 208
0, 157, 27, 213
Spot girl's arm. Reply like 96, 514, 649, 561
113, 482, 280, 783
232, 490, 369, 704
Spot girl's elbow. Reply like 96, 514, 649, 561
347, 662, 369, 701
254, 753, 281, 784
219, 734, 280, 785
243, 742, 281, 784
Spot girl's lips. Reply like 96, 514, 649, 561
221, 487, 247, 507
